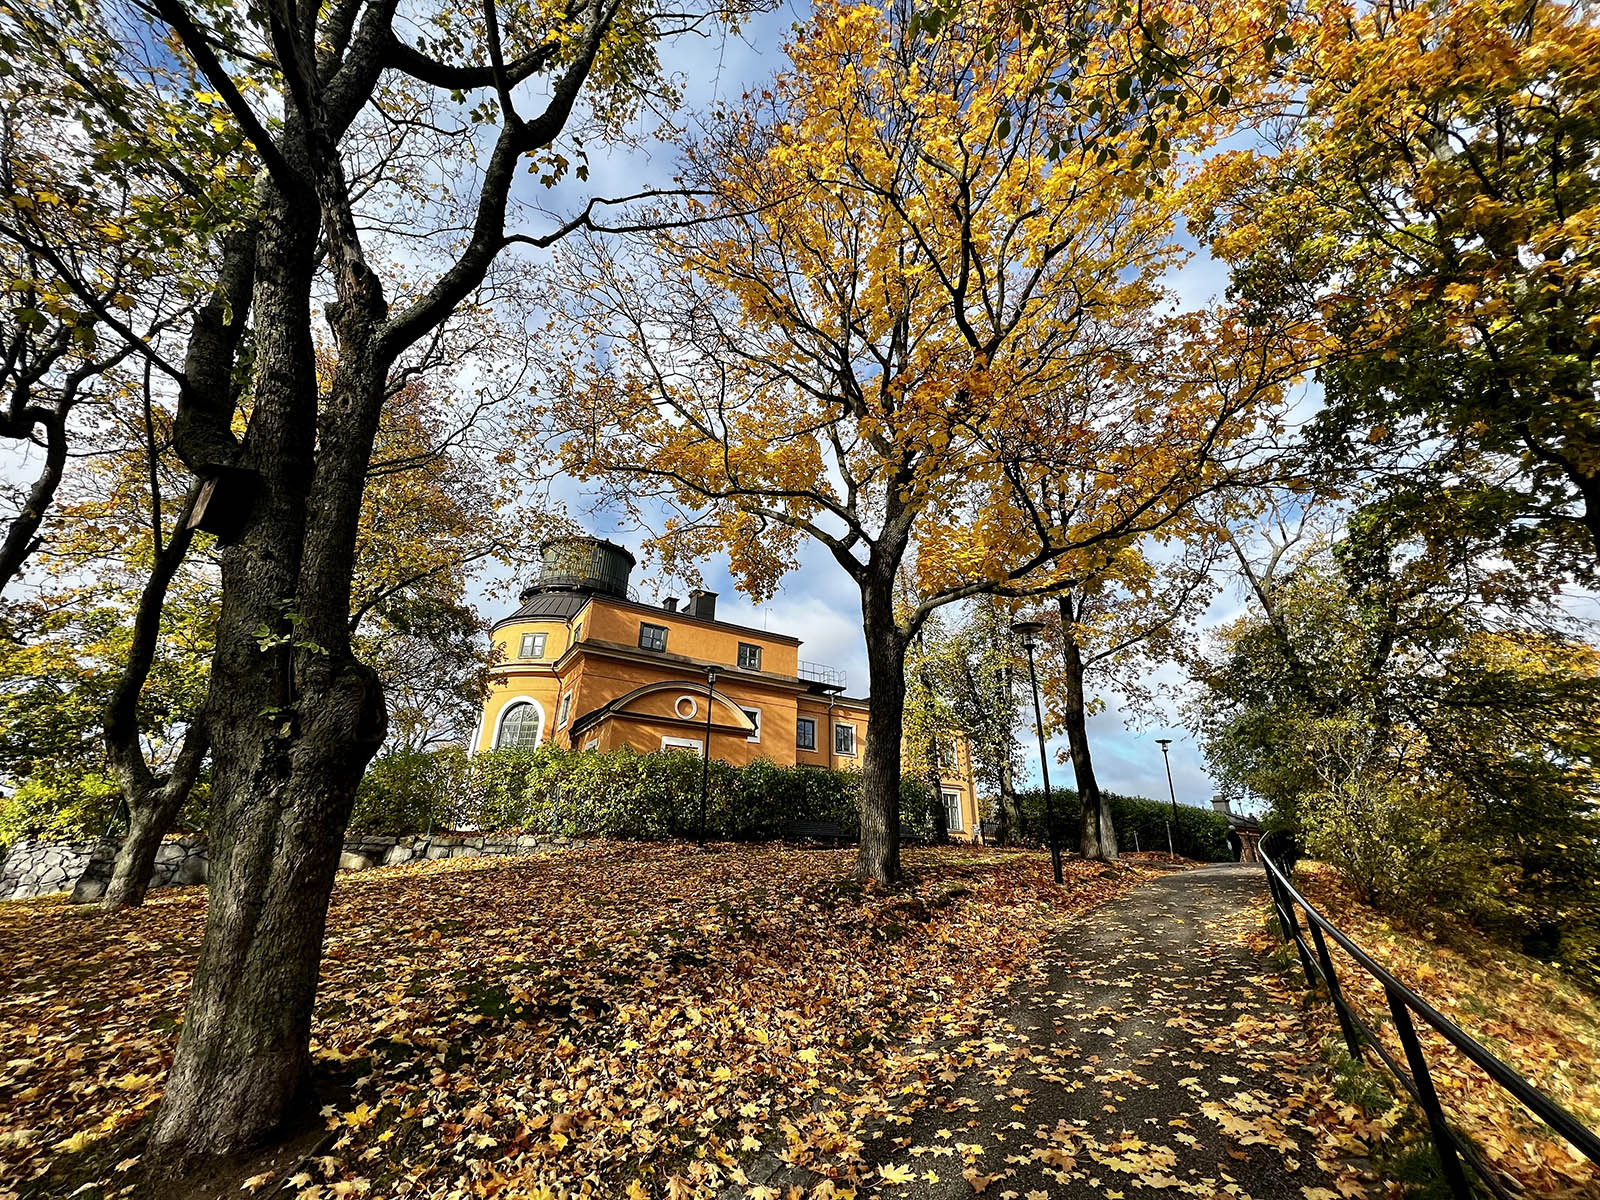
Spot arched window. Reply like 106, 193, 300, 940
494, 701, 543, 749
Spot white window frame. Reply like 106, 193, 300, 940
796, 716, 817, 752
834, 722, 856, 756
661, 736, 702, 753
493, 699, 545, 750
519, 631, 547, 660
737, 642, 762, 671
740, 705, 762, 744
583, 737, 600, 752
557, 692, 573, 729
942, 789, 963, 832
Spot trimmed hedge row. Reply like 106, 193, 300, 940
351, 745, 941, 841
1012, 788, 1235, 862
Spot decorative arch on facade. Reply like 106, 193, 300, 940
573, 681, 757, 736
493, 697, 546, 749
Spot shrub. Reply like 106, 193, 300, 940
1012, 787, 1234, 862
350, 744, 941, 843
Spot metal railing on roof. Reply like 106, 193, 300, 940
1259, 835, 1600, 1199
797, 660, 847, 688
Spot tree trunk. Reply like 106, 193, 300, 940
854, 580, 908, 886
102, 786, 180, 908
102, 486, 207, 911
0, 407, 67, 595
1059, 603, 1117, 861
994, 749, 1022, 845
147, 178, 389, 1163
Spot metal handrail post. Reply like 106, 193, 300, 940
1387, 985, 1473, 1200
1309, 919, 1363, 1060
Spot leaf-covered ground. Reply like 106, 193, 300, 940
729, 863, 1379, 1200
1286, 863, 1600, 1198
0, 845, 1153, 1198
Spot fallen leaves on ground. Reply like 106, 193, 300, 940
1280, 863, 1600, 1197
736, 866, 1380, 1200
0, 843, 1147, 1198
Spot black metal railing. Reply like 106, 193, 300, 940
797, 660, 847, 688
1259, 837, 1600, 1200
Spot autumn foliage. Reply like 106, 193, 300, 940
1, 845, 1146, 1198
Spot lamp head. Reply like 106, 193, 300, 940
706, 666, 718, 684
1155, 737, 1172, 751
1010, 619, 1045, 643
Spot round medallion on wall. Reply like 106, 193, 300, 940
675, 695, 699, 719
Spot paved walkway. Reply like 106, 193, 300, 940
737, 863, 1358, 1199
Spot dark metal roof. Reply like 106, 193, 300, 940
504, 591, 591, 622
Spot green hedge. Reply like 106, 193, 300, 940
351, 745, 941, 841
1012, 788, 1234, 862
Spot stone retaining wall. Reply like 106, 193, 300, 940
0, 832, 574, 903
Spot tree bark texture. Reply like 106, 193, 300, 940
854, 581, 908, 886
148, 174, 387, 1162
1058, 601, 1117, 861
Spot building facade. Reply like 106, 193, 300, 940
474, 537, 983, 838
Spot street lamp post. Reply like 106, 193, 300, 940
1156, 737, 1179, 824
1012, 620, 1063, 884
698, 666, 717, 847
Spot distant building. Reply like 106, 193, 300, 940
474, 536, 982, 838
1211, 795, 1263, 862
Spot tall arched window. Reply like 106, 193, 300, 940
494, 701, 543, 749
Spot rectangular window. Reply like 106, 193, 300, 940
638, 622, 668, 652
943, 789, 963, 831
584, 737, 599, 753
519, 632, 547, 660
737, 642, 762, 671
557, 693, 573, 728
834, 723, 856, 756
741, 706, 762, 744
661, 736, 702, 754
796, 717, 817, 752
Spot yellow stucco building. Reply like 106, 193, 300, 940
474, 537, 983, 838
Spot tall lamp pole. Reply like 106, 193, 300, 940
698, 666, 717, 847
1012, 620, 1063, 884
1156, 737, 1179, 823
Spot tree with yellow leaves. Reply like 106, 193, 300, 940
553, 0, 1304, 884
1196, 0, 1600, 573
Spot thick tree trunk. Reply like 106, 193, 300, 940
854, 582, 908, 886
0, 408, 66, 595
148, 178, 388, 1163
1058, 605, 1117, 862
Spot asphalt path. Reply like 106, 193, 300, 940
728, 863, 1359, 1200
